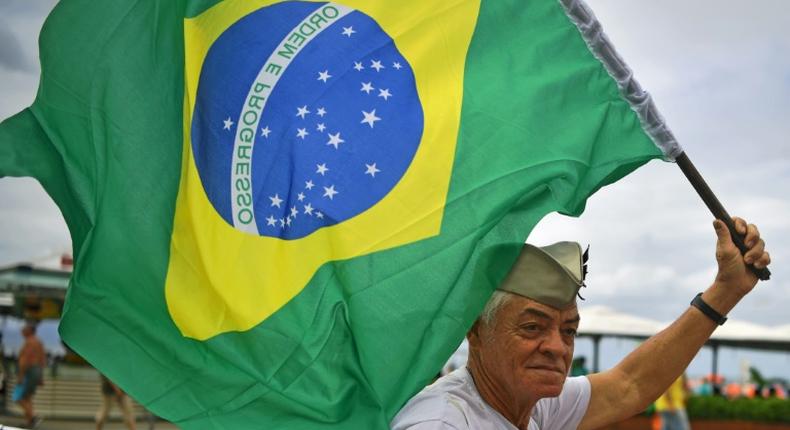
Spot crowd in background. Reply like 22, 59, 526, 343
689, 374, 788, 400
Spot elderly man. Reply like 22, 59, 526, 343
391, 218, 770, 430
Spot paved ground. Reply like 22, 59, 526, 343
0, 414, 179, 430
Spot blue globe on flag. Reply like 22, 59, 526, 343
191, 2, 425, 239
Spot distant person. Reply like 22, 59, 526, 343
743, 383, 757, 398
570, 357, 589, 376
96, 374, 137, 430
724, 382, 741, 399
14, 323, 46, 428
655, 374, 691, 430
696, 377, 713, 396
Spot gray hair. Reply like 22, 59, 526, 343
479, 290, 514, 326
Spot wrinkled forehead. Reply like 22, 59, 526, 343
506, 295, 580, 323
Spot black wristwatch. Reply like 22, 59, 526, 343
690, 292, 727, 325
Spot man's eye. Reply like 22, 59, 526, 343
521, 324, 540, 332
563, 328, 578, 337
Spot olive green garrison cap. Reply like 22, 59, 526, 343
498, 241, 587, 308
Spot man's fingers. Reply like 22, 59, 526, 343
733, 217, 747, 235
713, 220, 732, 243
731, 216, 771, 269
727, 217, 762, 248
754, 252, 771, 269
744, 239, 765, 264
744, 223, 761, 247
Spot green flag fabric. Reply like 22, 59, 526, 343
0, 0, 676, 428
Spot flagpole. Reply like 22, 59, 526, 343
674, 152, 771, 280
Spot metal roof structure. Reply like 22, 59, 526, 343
578, 305, 790, 373
0, 253, 72, 319
579, 305, 790, 351
0, 265, 70, 295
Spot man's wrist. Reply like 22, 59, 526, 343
700, 283, 743, 317
691, 293, 727, 325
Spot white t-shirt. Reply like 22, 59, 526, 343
391, 368, 591, 430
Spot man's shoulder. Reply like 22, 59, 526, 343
391, 369, 480, 430
390, 392, 468, 430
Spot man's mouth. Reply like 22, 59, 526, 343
528, 365, 565, 374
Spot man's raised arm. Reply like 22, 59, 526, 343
579, 217, 771, 430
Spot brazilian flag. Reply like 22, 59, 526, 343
0, 0, 673, 428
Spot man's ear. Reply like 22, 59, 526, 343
467, 319, 482, 348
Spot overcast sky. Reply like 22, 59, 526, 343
532, 0, 790, 378
531, 0, 790, 327
1, 1, 788, 377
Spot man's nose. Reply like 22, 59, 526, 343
539, 329, 568, 358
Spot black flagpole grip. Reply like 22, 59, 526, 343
675, 152, 770, 281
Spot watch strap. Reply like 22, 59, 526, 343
690, 292, 727, 325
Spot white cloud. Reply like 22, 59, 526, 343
0, 24, 32, 72
589, 263, 678, 295
0, 178, 70, 266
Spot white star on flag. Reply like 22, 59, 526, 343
278, 218, 285, 227
266, 215, 277, 226
305, 180, 315, 190
317, 107, 327, 117
317, 70, 332, 83
326, 132, 345, 149
296, 105, 310, 119
296, 128, 309, 139
304, 203, 314, 215
378, 88, 392, 100
269, 194, 283, 208
223, 117, 234, 130
316, 212, 324, 219
365, 163, 381, 177
342, 26, 356, 37
370, 59, 384, 72
290, 206, 299, 217
297, 192, 306, 201
286, 217, 292, 226
323, 185, 338, 200
360, 82, 374, 94
317, 123, 326, 132
260, 126, 271, 137
393, 61, 402, 70
353, 61, 364, 71
316, 163, 329, 175
361, 109, 381, 128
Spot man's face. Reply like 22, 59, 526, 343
469, 295, 579, 401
